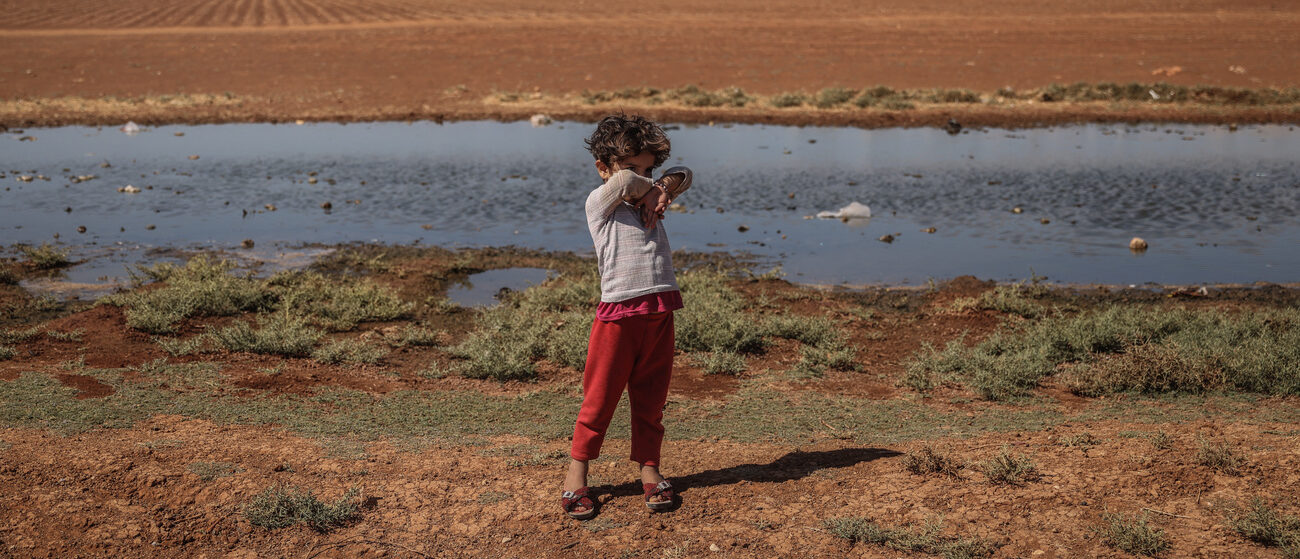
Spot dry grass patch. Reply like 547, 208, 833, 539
903, 444, 965, 477
1097, 512, 1169, 556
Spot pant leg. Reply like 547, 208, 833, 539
627, 312, 675, 467
570, 317, 640, 462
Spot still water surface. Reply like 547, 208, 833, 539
2, 120, 1297, 289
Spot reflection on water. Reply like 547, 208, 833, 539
2, 120, 1297, 288
446, 268, 552, 307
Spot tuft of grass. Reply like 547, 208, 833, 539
1230, 499, 1300, 557
1097, 513, 1169, 557
950, 283, 1045, 319
385, 324, 440, 347
797, 339, 860, 372
477, 491, 511, 505
980, 447, 1038, 485
154, 335, 211, 356
823, 516, 994, 558
813, 87, 857, 108
903, 444, 965, 477
768, 92, 808, 108
17, 243, 71, 269
1, 326, 43, 344
312, 339, 388, 365
1196, 438, 1245, 475
698, 351, 746, 376
243, 484, 360, 533
0, 264, 16, 285
1059, 432, 1100, 449
269, 270, 412, 331
764, 314, 841, 348
109, 256, 270, 334
211, 313, 324, 357
663, 85, 752, 108
676, 269, 768, 355
44, 329, 83, 342
0, 346, 13, 361
187, 460, 241, 482
906, 306, 1300, 400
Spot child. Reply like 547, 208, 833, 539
560, 114, 693, 520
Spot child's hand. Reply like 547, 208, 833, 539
635, 188, 669, 230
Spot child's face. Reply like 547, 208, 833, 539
596, 150, 656, 181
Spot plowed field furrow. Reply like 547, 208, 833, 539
292, 0, 331, 26
185, 0, 226, 27
120, 4, 174, 28
268, 0, 289, 26
319, 0, 361, 24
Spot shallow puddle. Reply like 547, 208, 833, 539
3, 121, 1298, 287
446, 267, 552, 307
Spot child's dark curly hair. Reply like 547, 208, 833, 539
584, 114, 671, 169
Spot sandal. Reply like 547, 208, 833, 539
643, 480, 675, 512
561, 486, 596, 520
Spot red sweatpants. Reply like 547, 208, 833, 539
570, 312, 675, 467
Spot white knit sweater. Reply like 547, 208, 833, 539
584, 167, 694, 303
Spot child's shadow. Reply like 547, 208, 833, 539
594, 447, 901, 509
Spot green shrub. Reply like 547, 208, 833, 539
765, 314, 841, 348
243, 484, 360, 533
665, 85, 752, 107
903, 444, 964, 477
211, 313, 324, 357
798, 339, 860, 372
768, 92, 808, 108
17, 243, 71, 269
270, 271, 411, 331
699, 351, 746, 375
852, 86, 897, 107
1098, 513, 1169, 556
905, 306, 1300, 400
112, 256, 270, 334
1231, 499, 1300, 557
155, 335, 211, 356
980, 447, 1038, 485
384, 324, 440, 347
312, 339, 388, 365
1196, 438, 1245, 475
813, 87, 857, 108
0, 346, 13, 361
676, 269, 768, 354
823, 516, 994, 558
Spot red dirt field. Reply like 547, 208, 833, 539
2, 0, 1299, 127
2, 249, 1300, 558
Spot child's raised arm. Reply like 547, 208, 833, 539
587, 166, 693, 221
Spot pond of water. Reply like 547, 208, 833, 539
2, 120, 1297, 291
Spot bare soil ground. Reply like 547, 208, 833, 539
2, 0, 1300, 128
2, 248, 1299, 558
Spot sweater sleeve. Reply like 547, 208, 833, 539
586, 169, 657, 220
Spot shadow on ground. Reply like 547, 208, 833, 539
596, 447, 901, 501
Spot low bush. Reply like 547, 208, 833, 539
1097, 513, 1169, 557
270, 270, 411, 331
17, 243, 71, 270
1196, 438, 1245, 475
211, 313, 324, 357
1230, 499, 1300, 557
243, 484, 360, 533
823, 516, 994, 558
813, 87, 857, 108
768, 92, 808, 108
312, 339, 388, 365
698, 351, 746, 376
906, 306, 1300, 400
980, 447, 1038, 485
903, 444, 964, 477
111, 256, 271, 334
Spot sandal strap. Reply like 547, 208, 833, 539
561, 487, 593, 511
644, 480, 674, 497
